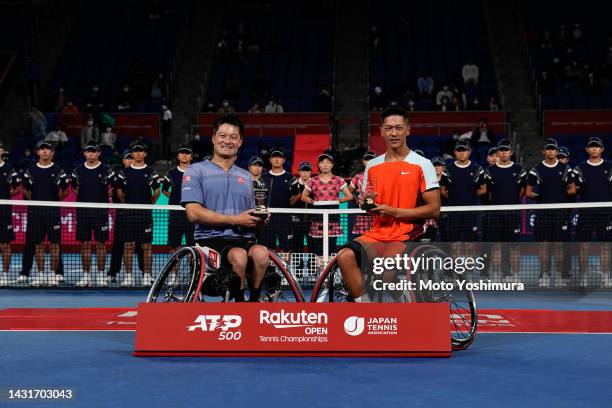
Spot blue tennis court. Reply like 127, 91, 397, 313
1, 290, 611, 407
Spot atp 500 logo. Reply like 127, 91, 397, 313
187, 315, 243, 341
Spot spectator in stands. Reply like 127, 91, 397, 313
54, 86, 67, 112
265, 97, 284, 113
583, 72, 600, 97
370, 86, 386, 111
453, 86, 467, 107
151, 73, 168, 100
87, 84, 102, 107
451, 95, 463, 111
315, 88, 332, 111
435, 85, 453, 106
439, 96, 452, 112
565, 60, 583, 83
572, 22, 582, 42
80, 118, 100, 147
115, 143, 160, 287
100, 126, 117, 149
18, 141, 69, 286
162, 145, 195, 254
218, 99, 237, 113
161, 104, 173, 157
260, 148, 294, 253
417, 74, 434, 96
539, 71, 555, 96
117, 98, 132, 112
471, 97, 481, 110
203, 100, 216, 112
468, 118, 493, 147
62, 100, 80, 115
72, 142, 115, 287
406, 98, 417, 112
44, 124, 68, 145
462, 60, 480, 85
489, 96, 500, 111
248, 101, 262, 113
0, 143, 20, 286
29, 107, 47, 141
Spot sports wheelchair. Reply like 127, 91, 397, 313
310, 243, 478, 349
147, 245, 305, 303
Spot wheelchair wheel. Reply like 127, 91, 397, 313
147, 246, 202, 303
259, 251, 305, 302
408, 244, 478, 350
310, 255, 352, 303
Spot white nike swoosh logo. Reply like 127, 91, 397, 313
400, 172, 410, 175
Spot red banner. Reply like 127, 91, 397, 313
543, 110, 612, 136
134, 302, 451, 357
58, 113, 160, 140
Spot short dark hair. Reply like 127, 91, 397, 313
380, 107, 410, 125
213, 114, 244, 138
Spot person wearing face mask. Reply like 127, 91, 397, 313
217, 99, 236, 113
80, 118, 100, 147
100, 126, 117, 149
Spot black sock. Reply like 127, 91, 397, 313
249, 287, 261, 302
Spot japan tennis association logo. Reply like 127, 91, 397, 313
343, 316, 365, 336
182, 175, 191, 183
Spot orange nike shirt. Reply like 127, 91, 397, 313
360, 150, 439, 242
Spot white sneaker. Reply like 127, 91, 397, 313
538, 274, 550, 287
603, 276, 612, 288
557, 277, 568, 288
0, 274, 8, 286
47, 273, 59, 287
120, 274, 133, 287
16, 274, 28, 284
76, 274, 91, 287
142, 273, 152, 287
55, 274, 64, 284
580, 275, 588, 287
30, 274, 47, 287
96, 275, 108, 287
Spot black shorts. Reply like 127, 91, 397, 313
76, 208, 109, 243
443, 212, 478, 242
27, 208, 61, 244
483, 212, 521, 242
122, 210, 153, 244
576, 209, 611, 242
197, 237, 257, 268
167, 211, 195, 248
0, 210, 14, 243
533, 209, 570, 242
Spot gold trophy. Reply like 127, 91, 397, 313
360, 180, 377, 211
253, 181, 269, 220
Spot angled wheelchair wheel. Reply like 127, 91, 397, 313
147, 246, 202, 303
260, 251, 306, 302
310, 255, 352, 302
408, 244, 478, 350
